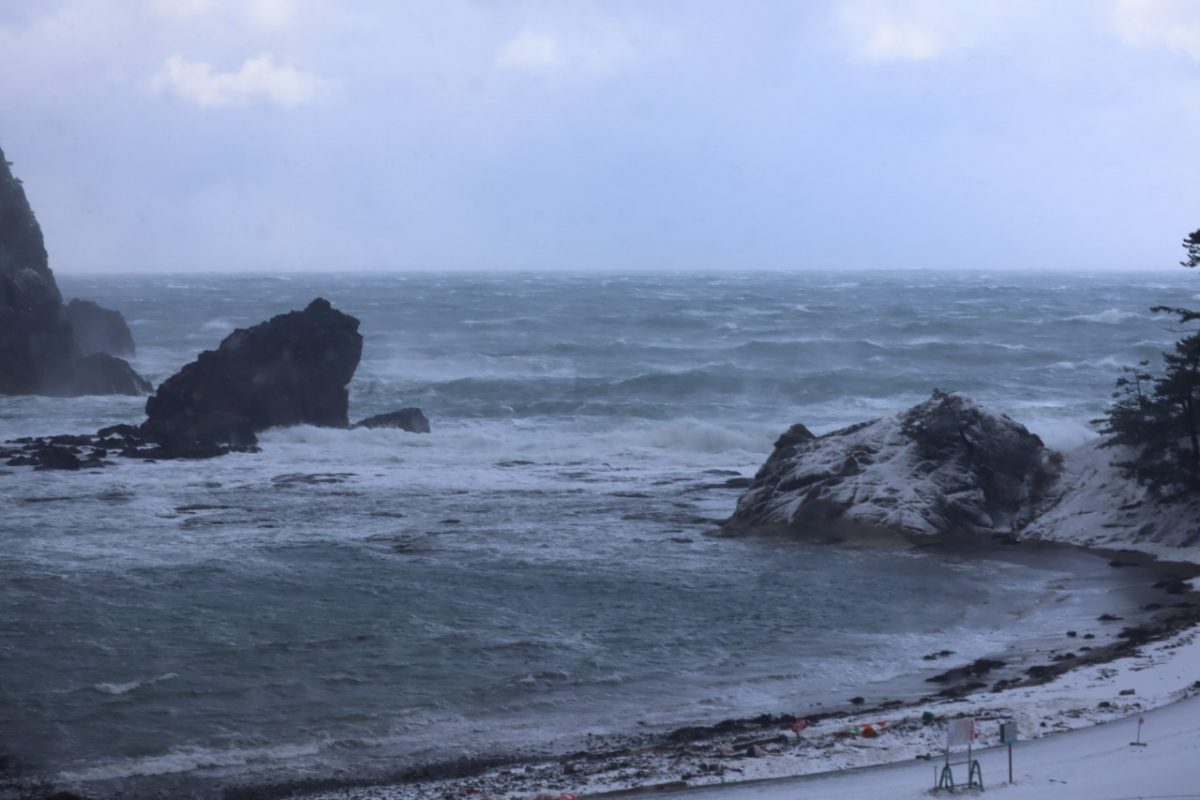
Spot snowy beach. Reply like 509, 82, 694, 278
280, 542, 1200, 800
286, 619, 1200, 800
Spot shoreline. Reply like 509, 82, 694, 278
6, 416, 1198, 800
210, 538, 1200, 800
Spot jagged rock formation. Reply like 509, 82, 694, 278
1, 145, 69, 394
141, 298, 363, 449
65, 298, 136, 356
0, 145, 146, 395
727, 390, 1059, 543
353, 407, 430, 433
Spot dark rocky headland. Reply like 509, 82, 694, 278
0, 145, 147, 396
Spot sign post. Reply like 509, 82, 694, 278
937, 719, 983, 791
1000, 721, 1018, 783
1131, 716, 1147, 747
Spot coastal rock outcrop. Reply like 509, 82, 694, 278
44, 352, 152, 396
353, 407, 431, 433
727, 390, 1058, 542
1, 144, 147, 396
141, 298, 363, 449
64, 298, 136, 356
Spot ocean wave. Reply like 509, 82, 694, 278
516, 669, 572, 686
634, 419, 774, 454
201, 317, 238, 331
460, 316, 542, 328
1066, 309, 1142, 324
1024, 418, 1100, 452
58, 739, 325, 782
1045, 356, 1125, 371
609, 367, 760, 397
91, 672, 178, 695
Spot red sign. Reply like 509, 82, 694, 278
792, 718, 809, 734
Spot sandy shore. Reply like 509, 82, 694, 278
216, 542, 1200, 800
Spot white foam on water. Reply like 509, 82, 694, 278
1044, 355, 1125, 371
91, 672, 178, 695
58, 739, 326, 782
200, 317, 238, 332
1066, 309, 1142, 324
621, 418, 775, 455
257, 418, 772, 473
1024, 418, 1100, 452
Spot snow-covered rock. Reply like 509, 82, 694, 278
726, 390, 1057, 543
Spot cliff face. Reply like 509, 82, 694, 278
0, 145, 147, 396
0, 147, 53, 285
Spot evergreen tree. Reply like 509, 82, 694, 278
1096, 229, 1200, 494
1183, 229, 1200, 270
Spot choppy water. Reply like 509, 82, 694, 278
1, 270, 1193, 797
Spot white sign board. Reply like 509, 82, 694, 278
948, 718, 976, 747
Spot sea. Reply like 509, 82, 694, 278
1, 269, 1195, 798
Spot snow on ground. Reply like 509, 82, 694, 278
650, 692, 1200, 800
642, 624, 1200, 793
1025, 440, 1200, 558
299, 626, 1200, 800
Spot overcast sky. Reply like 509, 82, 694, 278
2, 0, 1199, 274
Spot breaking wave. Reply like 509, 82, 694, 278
91, 672, 178, 696
1067, 309, 1142, 324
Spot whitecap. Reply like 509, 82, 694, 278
58, 739, 324, 782
91, 672, 178, 695
635, 419, 774, 454
1066, 309, 1141, 324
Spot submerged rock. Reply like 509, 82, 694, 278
353, 407, 431, 433
0, 144, 147, 395
141, 298, 363, 449
726, 390, 1057, 542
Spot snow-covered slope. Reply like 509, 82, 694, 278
727, 391, 1056, 542
1023, 438, 1200, 557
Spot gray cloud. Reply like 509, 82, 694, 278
1, 0, 1198, 273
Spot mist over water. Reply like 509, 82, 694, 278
1, 270, 1191, 795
